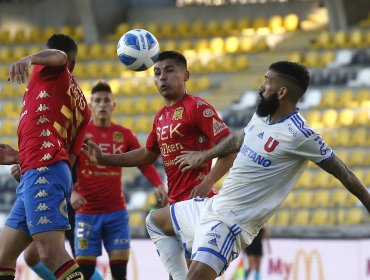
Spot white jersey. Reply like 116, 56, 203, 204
205, 111, 333, 236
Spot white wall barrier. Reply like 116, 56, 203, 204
14, 238, 370, 280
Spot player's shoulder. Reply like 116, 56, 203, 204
183, 94, 211, 108
285, 112, 316, 139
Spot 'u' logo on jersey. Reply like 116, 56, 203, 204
264, 137, 279, 152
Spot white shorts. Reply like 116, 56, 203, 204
170, 197, 252, 276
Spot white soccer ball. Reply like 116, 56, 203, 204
117, 29, 160, 71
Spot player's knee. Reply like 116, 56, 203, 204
23, 247, 40, 266
146, 211, 165, 242
147, 207, 174, 235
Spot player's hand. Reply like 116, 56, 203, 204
155, 184, 169, 207
0, 144, 19, 165
8, 56, 31, 84
83, 139, 103, 164
189, 180, 213, 199
175, 151, 207, 172
10, 164, 21, 182
70, 191, 87, 210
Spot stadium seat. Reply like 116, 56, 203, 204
288, 51, 303, 64
221, 18, 236, 35
321, 50, 335, 66
235, 55, 249, 71
294, 191, 313, 208
194, 39, 210, 53
351, 127, 367, 146
196, 76, 212, 91
311, 30, 331, 49
59, 25, 74, 38
337, 109, 354, 126
134, 115, 152, 133
129, 211, 145, 228
292, 209, 310, 225
1, 119, 18, 136
330, 189, 348, 207
252, 17, 268, 30
236, 17, 251, 31
177, 39, 193, 52
120, 80, 134, 96
274, 210, 291, 226
209, 37, 224, 54
206, 20, 221, 36
86, 61, 101, 78
268, 15, 284, 33
149, 96, 164, 113
321, 109, 337, 127
280, 192, 295, 208
344, 208, 364, 225
116, 98, 134, 114
283, 13, 299, 31
29, 27, 43, 43
224, 36, 239, 53
190, 20, 206, 37
146, 22, 161, 37
312, 190, 330, 207
238, 36, 254, 52
160, 39, 177, 52
74, 26, 85, 41
0, 29, 10, 43
13, 29, 27, 43
176, 21, 190, 38
333, 30, 347, 48
312, 171, 331, 189
348, 148, 367, 167
310, 209, 329, 225
89, 42, 104, 58
354, 108, 370, 126
134, 97, 150, 114
333, 128, 351, 147
0, 47, 12, 63
348, 29, 364, 48
161, 22, 176, 38
12, 47, 27, 61
304, 110, 321, 126
304, 51, 320, 68
42, 26, 57, 41
0, 67, 8, 81
295, 171, 313, 189
107, 78, 121, 95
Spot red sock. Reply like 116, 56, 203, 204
0, 267, 15, 279
54, 259, 84, 280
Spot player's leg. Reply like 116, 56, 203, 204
103, 209, 132, 280
65, 203, 76, 257
24, 243, 55, 280
0, 226, 32, 279
74, 213, 102, 279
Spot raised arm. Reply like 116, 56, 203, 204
318, 154, 370, 213
8, 49, 68, 83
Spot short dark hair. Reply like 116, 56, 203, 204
157, 51, 187, 69
269, 61, 310, 98
46, 34, 77, 54
91, 80, 112, 94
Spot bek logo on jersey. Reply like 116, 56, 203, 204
264, 137, 279, 152
172, 107, 184, 120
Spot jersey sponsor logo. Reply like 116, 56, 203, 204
37, 216, 52, 225
172, 107, 184, 120
37, 115, 50, 124
314, 136, 331, 155
264, 137, 279, 152
35, 203, 50, 211
36, 90, 50, 99
156, 123, 184, 140
160, 142, 184, 156
40, 153, 53, 161
257, 132, 264, 139
35, 104, 50, 112
240, 144, 272, 167
213, 118, 227, 136
40, 129, 52, 137
203, 108, 214, 117
208, 238, 218, 246
113, 131, 124, 143
40, 141, 54, 149
163, 159, 176, 167
35, 177, 49, 184
35, 189, 48, 198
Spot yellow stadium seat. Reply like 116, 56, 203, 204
79, 80, 92, 96
209, 37, 224, 54
304, 110, 321, 125
351, 127, 367, 146
161, 22, 175, 38
119, 98, 135, 115
0, 47, 12, 63
353, 168, 365, 182
1, 84, 15, 99
120, 80, 134, 96
236, 17, 251, 31
288, 51, 303, 63
12, 47, 27, 60
312, 171, 331, 189
239, 36, 254, 53
330, 189, 348, 207
134, 115, 152, 133
224, 36, 239, 53
194, 39, 210, 53
0, 29, 11, 43
337, 109, 354, 126
13, 29, 27, 43
107, 78, 121, 95
76, 43, 89, 60
146, 22, 161, 37
364, 171, 370, 187
252, 17, 268, 30
295, 171, 313, 189
334, 128, 351, 147
29, 27, 43, 43
160, 40, 177, 52
322, 109, 337, 127
348, 149, 367, 168
114, 23, 130, 40
221, 56, 234, 73
190, 20, 206, 37
320, 89, 337, 108
1, 119, 18, 136
101, 61, 119, 78
235, 55, 249, 71
284, 13, 299, 31
280, 192, 295, 208
348, 29, 364, 48
310, 209, 329, 225
344, 208, 364, 225
356, 89, 370, 104
292, 209, 310, 225
177, 40, 193, 52
86, 61, 101, 78
129, 211, 145, 228
312, 190, 330, 207
274, 210, 291, 226
176, 21, 190, 38
311, 30, 331, 49
72, 63, 85, 79
354, 108, 370, 126
294, 191, 313, 208
59, 25, 74, 37
0, 67, 8, 81
89, 43, 104, 59
338, 89, 354, 107
121, 116, 135, 130
42, 26, 57, 41
221, 18, 236, 35
74, 26, 85, 41
321, 50, 335, 66
304, 51, 320, 67
134, 97, 150, 114
28, 45, 42, 56
145, 191, 158, 209
196, 76, 211, 91
269, 15, 284, 33
333, 30, 347, 48
206, 20, 221, 36
149, 96, 164, 113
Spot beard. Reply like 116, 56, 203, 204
256, 91, 279, 117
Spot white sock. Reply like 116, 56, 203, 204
146, 212, 188, 280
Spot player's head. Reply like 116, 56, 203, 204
46, 34, 78, 72
153, 51, 190, 100
257, 61, 310, 117
90, 80, 115, 126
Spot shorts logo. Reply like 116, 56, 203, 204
78, 238, 88, 250
35, 203, 50, 211
35, 177, 49, 184
208, 238, 218, 246
36, 167, 49, 172
37, 216, 52, 225
35, 189, 49, 198
27, 221, 33, 228
203, 108, 214, 117
264, 137, 279, 152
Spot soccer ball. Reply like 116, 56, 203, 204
117, 29, 160, 71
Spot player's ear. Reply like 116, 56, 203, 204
184, 70, 190, 82
278, 87, 288, 100
112, 101, 116, 111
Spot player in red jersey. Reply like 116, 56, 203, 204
71, 80, 168, 279
85, 51, 236, 205
0, 34, 90, 280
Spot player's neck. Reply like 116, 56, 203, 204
164, 93, 186, 106
270, 104, 297, 122
93, 118, 111, 128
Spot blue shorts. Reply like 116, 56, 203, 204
5, 161, 72, 236
74, 209, 130, 256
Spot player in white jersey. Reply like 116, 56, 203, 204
144, 61, 370, 280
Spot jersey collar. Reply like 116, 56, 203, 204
267, 109, 299, 125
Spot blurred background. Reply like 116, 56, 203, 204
0, 0, 369, 278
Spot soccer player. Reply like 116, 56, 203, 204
71, 80, 168, 279
0, 34, 90, 280
144, 61, 370, 280
84, 51, 236, 204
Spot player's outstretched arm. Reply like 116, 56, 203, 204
175, 131, 244, 171
318, 154, 370, 213
84, 139, 159, 167
0, 144, 20, 165
8, 49, 67, 84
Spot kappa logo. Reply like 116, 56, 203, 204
208, 238, 218, 247
35, 189, 48, 198
40, 129, 52, 137
35, 203, 50, 211
37, 216, 52, 225
35, 177, 49, 184
257, 132, 264, 139
36, 167, 49, 172
40, 153, 53, 161
35, 104, 50, 112
40, 141, 54, 149
196, 172, 206, 181
27, 221, 33, 228
36, 90, 50, 99
37, 115, 50, 124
